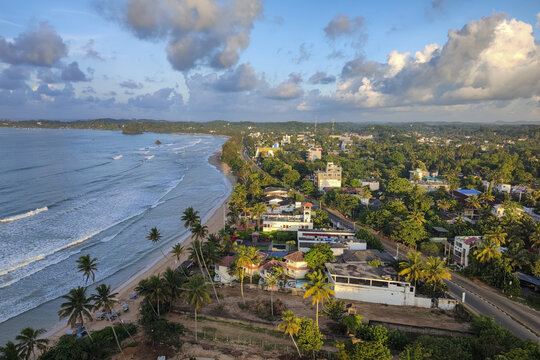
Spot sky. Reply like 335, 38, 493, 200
0, 0, 539, 123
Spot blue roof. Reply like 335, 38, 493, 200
263, 251, 289, 258
457, 189, 481, 196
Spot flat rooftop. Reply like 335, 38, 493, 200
326, 262, 399, 281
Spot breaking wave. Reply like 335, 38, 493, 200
0, 207, 48, 224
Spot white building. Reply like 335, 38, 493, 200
307, 147, 322, 161
214, 255, 236, 284
495, 184, 511, 194
409, 168, 429, 180
297, 229, 366, 253
413, 179, 450, 192
326, 263, 432, 308
360, 178, 380, 191
453, 236, 482, 267
314, 162, 342, 191
264, 187, 289, 198
284, 251, 310, 279
255, 147, 275, 158
262, 203, 313, 231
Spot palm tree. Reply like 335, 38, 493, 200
303, 271, 335, 326
58, 286, 94, 338
423, 256, 451, 293
466, 195, 481, 209
91, 284, 123, 355
0, 341, 20, 360
191, 221, 220, 303
171, 243, 185, 263
76, 254, 98, 284
181, 274, 211, 341
147, 227, 165, 257
480, 192, 495, 203
474, 237, 502, 263
246, 246, 262, 284
163, 267, 184, 305
277, 310, 301, 357
399, 252, 424, 288
234, 245, 251, 303
181, 207, 200, 229
251, 202, 267, 230
15, 327, 49, 360
265, 272, 278, 317
484, 227, 508, 246
407, 211, 426, 225
437, 199, 451, 212
136, 274, 168, 316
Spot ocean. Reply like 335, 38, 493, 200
0, 128, 232, 344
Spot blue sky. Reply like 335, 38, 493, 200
0, 0, 539, 123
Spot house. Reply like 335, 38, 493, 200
338, 249, 395, 266
409, 168, 429, 180
214, 255, 236, 284
314, 162, 342, 191
495, 184, 511, 194
413, 178, 450, 192
453, 236, 482, 267
297, 229, 366, 253
255, 147, 275, 158
259, 259, 286, 279
452, 189, 483, 222
491, 204, 505, 217
264, 187, 289, 198
360, 178, 380, 191
262, 203, 313, 231
307, 147, 322, 161
284, 251, 310, 279
326, 263, 432, 308
265, 198, 301, 214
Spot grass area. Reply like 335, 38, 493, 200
195, 314, 284, 338
524, 293, 540, 311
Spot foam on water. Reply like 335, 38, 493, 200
0, 207, 48, 224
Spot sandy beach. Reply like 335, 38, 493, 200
46, 152, 236, 341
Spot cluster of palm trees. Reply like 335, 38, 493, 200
0, 328, 49, 360
398, 252, 451, 293
474, 228, 507, 263
232, 244, 265, 302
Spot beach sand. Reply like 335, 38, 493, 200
46, 152, 236, 341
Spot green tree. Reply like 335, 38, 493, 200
386, 178, 413, 198
474, 237, 502, 263
283, 169, 301, 187
15, 327, 49, 360
247, 246, 263, 283
301, 178, 316, 197
304, 243, 335, 272
181, 274, 211, 341
265, 272, 278, 317
234, 245, 251, 303
313, 209, 331, 229
251, 202, 267, 230
399, 252, 424, 288
58, 286, 94, 334
181, 206, 200, 229
278, 310, 302, 357
0, 341, 20, 360
320, 298, 347, 323
76, 254, 98, 284
135, 274, 168, 316
336, 341, 392, 360
91, 284, 123, 355
171, 243, 185, 263
303, 271, 335, 326
147, 227, 165, 257
297, 317, 323, 357
393, 220, 427, 248
423, 256, 451, 293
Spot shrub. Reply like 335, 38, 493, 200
419, 241, 440, 254
387, 330, 409, 351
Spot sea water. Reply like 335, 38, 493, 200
0, 128, 231, 343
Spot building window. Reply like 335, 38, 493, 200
371, 281, 389, 288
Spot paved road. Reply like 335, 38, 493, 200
241, 141, 540, 342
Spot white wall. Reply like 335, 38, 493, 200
333, 282, 432, 308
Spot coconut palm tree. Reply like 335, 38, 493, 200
162, 267, 184, 305
76, 254, 98, 284
136, 274, 168, 316
181, 207, 200, 229
474, 237, 502, 263
191, 221, 220, 303
0, 341, 20, 360
398, 252, 424, 288
437, 199, 451, 212
265, 272, 278, 317
423, 256, 451, 293
251, 202, 267, 230
171, 243, 185, 263
407, 211, 426, 225
246, 246, 263, 284
303, 271, 335, 326
234, 245, 251, 303
480, 192, 495, 203
58, 286, 94, 338
466, 195, 481, 209
277, 310, 301, 357
181, 274, 211, 341
91, 284, 123, 355
15, 327, 49, 360
147, 227, 165, 257
484, 227, 508, 246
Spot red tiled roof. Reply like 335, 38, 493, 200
217, 255, 235, 267
284, 250, 305, 262
260, 259, 286, 271
303, 202, 313, 207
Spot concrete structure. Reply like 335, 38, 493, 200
264, 187, 288, 198
214, 255, 236, 284
452, 189, 483, 222
413, 178, 450, 192
297, 229, 366, 253
495, 183, 511, 194
453, 236, 482, 267
326, 263, 432, 308
339, 249, 395, 266
262, 203, 313, 231
491, 204, 506, 217
284, 251, 310, 279
307, 147, 322, 161
360, 178, 380, 191
314, 162, 342, 191
409, 168, 429, 180
255, 147, 275, 158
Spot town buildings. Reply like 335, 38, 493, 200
453, 236, 482, 267
261, 202, 313, 231
306, 147, 322, 161
360, 178, 380, 191
297, 229, 366, 253
314, 162, 342, 191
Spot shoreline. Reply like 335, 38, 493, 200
45, 151, 236, 341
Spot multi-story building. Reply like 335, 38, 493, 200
261, 203, 313, 231
307, 147, 322, 161
314, 162, 342, 191
297, 229, 365, 252
409, 168, 429, 180
360, 178, 380, 191
453, 236, 482, 267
